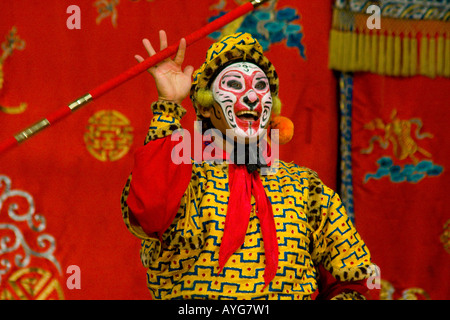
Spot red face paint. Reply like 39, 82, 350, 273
212, 62, 272, 138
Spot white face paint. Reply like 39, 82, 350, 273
211, 62, 272, 138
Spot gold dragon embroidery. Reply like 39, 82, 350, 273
94, 0, 120, 27
380, 279, 431, 300
0, 26, 27, 114
361, 109, 433, 164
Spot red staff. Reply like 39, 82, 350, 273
0, 0, 268, 155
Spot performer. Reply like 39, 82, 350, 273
121, 30, 373, 300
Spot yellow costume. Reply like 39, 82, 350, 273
121, 101, 373, 300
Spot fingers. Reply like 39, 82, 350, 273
134, 55, 144, 63
159, 30, 168, 51
142, 38, 156, 57
137, 31, 190, 73
174, 38, 187, 66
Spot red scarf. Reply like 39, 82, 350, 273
202, 139, 279, 286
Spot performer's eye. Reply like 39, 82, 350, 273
226, 80, 243, 90
255, 81, 267, 90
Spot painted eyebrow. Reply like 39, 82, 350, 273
222, 74, 242, 79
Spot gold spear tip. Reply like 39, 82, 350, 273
251, 0, 270, 7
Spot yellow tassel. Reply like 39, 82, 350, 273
444, 34, 450, 77
401, 35, 410, 76
196, 88, 214, 107
370, 32, 378, 73
335, 30, 344, 71
437, 33, 444, 77
429, 35, 436, 78
329, 30, 337, 69
363, 32, 372, 72
357, 31, 365, 70
349, 31, 357, 71
386, 33, 394, 75
420, 35, 429, 76
378, 33, 386, 75
342, 31, 351, 71
410, 36, 418, 76
393, 33, 401, 76
272, 96, 282, 116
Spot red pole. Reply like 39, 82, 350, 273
0, 0, 267, 156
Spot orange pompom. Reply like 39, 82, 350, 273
270, 115, 294, 145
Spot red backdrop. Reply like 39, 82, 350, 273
0, 0, 338, 299
352, 73, 450, 300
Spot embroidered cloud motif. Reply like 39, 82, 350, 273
364, 156, 444, 183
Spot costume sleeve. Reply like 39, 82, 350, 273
121, 100, 192, 241
307, 170, 373, 300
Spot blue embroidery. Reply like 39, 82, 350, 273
364, 156, 444, 183
208, 6, 306, 59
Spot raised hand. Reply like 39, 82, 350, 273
135, 30, 194, 105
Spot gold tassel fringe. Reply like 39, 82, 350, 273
329, 8, 450, 79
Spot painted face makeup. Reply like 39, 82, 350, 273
211, 62, 272, 138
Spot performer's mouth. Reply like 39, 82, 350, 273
236, 110, 260, 122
